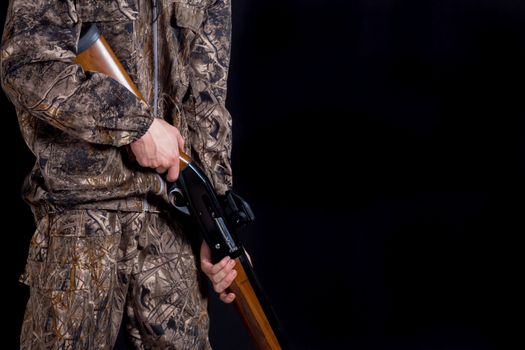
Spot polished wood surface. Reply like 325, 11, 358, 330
75, 36, 144, 100
229, 260, 282, 350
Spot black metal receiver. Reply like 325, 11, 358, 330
169, 161, 255, 261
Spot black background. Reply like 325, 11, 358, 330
1, 1, 523, 349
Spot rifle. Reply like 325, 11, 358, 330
76, 24, 286, 350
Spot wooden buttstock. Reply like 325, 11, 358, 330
229, 259, 282, 350
75, 34, 144, 100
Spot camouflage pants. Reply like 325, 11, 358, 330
20, 209, 212, 350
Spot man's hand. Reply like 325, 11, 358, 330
200, 241, 237, 304
130, 118, 185, 181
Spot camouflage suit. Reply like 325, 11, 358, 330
1, 0, 233, 348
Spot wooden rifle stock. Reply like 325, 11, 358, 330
76, 24, 285, 349
230, 256, 283, 349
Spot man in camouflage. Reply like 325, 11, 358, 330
1, 0, 238, 348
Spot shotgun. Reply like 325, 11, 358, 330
76, 24, 287, 350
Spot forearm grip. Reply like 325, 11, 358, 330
230, 258, 282, 350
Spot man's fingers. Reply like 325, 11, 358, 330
200, 242, 238, 304
210, 259, 235, 284
201, 255, 229, 274
213, 268, 237, 293
200, 241, 211, 261
130, 118, 184, 179
166, 164, 180, 182
201, 256, 232, 276
175, 130, 185, 151
220, 292, 236, 304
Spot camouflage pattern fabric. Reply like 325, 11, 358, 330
1, 0, 234, 348
21, 209, 212, 349
0, 0, 233, 211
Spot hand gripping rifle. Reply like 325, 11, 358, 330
76, 25, 286, 349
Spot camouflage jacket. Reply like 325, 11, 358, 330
1, 0, 233, 212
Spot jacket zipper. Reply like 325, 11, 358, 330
144, 0, 160, 212
152, 0, 159, 119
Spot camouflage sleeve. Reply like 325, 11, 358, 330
0, 0, 153, 147
188, 0, 233, 194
